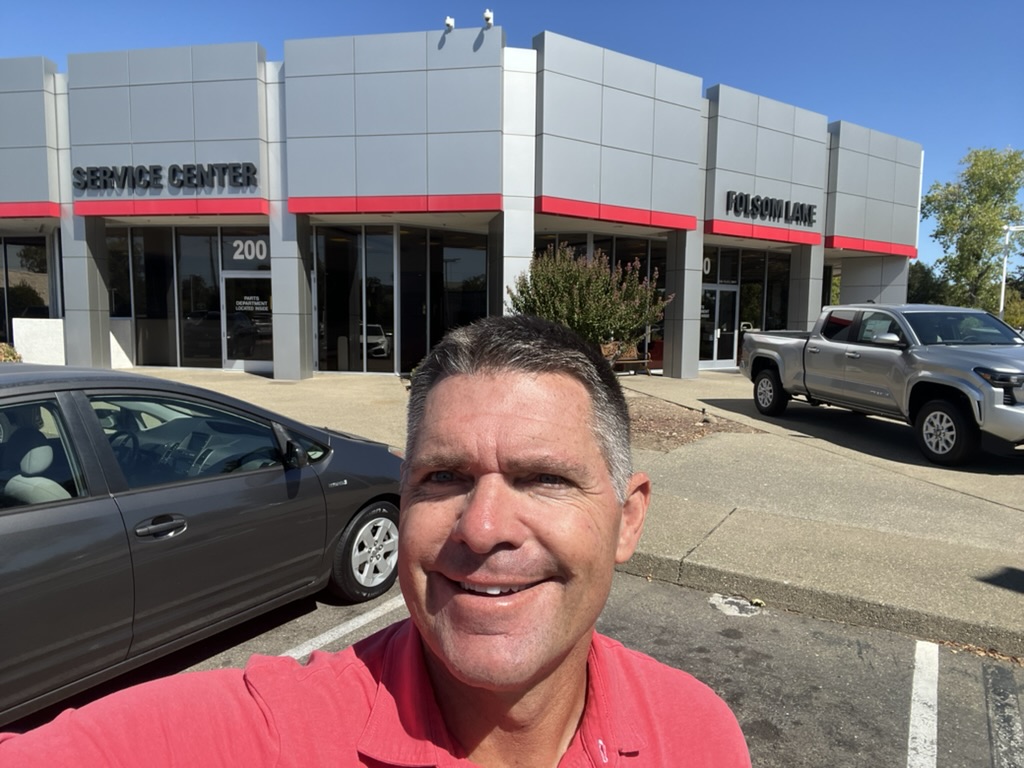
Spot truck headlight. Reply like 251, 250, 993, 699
975, 367, 1024, 388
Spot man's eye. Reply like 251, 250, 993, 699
536, 473, 567, 486
426, 470, 456, 483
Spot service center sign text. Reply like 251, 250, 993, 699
725, 190, 816, 228
72, 163, 258, 191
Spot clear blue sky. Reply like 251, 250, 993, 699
3, 0, 1021, 267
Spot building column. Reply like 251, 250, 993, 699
270, 209, 313, 380
662, 227, 702, 379
788, 242, 825, 331
491, 206, 535, 316
494, 46, 537, 317
61, 211, 111, 368
266, 60, 312, 380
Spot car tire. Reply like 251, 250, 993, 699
914, 399, 979, 466
754, 368, 789, 416
328, 500, 399, 603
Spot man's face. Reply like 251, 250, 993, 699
399, 371, 649, 693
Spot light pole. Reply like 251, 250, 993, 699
1000, 224, 1024, 319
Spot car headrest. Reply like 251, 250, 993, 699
7, 427, 53, 476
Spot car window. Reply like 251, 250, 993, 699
820, 309, 856, 342
85, 394, 284, 490
0, 399, 86, 507
905, 311, 1023, 345
285, 428, 329, 463
857, 311, 903, 344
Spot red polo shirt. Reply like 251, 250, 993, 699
0, 619, 749, 767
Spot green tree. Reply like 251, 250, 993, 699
920, 147, 1024, 310
507, 244, 673, 352
906, 260, 948, 304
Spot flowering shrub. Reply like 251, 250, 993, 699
0, 343, 21, 362
506, 244, 673, 352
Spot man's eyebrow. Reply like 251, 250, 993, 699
406, 450, 470, 471
407, 452, 593, 479
501, 455, 593, 479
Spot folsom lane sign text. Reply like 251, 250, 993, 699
725, 190, 817, 228
72, 163, 258, 191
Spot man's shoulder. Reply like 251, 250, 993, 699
243, 619, 406, 695
590, 632, 750, 764
591, 631, 715, 695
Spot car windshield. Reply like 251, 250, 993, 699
904, 311, 1024, 346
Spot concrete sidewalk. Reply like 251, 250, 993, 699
136, 366, 1024, 657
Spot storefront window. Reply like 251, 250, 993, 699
107, 229, 132, 318
132, 228, 175, 366
364, 227, 394, 374
702, 247, 718, 284
718, 249, 739, 285
739, 252, 766, 331
534, 233, 556, 257
765, 253, 790, 330
177, 229, 221, 368
316, 227, 362, 372
220, 228, 271, 272
3, 237, 49, 343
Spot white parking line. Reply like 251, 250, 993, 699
906, 640, 938, 768
281, 596, 406, 660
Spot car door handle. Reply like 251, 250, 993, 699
134, 515, 188, 538
807, 346, 820, 354
845, 351, 861, 359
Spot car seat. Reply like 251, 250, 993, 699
3, 427, 71, 505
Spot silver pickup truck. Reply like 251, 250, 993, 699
739, 303, 1024, 465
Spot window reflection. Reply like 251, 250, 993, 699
3, 237, 49, 344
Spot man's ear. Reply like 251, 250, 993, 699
615, 471, 651, 563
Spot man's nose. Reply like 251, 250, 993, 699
451, 474, 525, 553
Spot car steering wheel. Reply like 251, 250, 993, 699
109, 430, 140, 467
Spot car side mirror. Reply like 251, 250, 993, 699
272, 422, 309, 469
873, 332, 903, 347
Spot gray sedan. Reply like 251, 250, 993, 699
0, 365, 402, 726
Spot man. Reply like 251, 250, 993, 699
0, 315, 749, 767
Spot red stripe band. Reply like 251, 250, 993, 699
0, 202, 61, 218
536, 196, 696, 230
74, 198, 270, 217
705, 219, 821, 245
825, 236, 917, 258
288, 194, 502, 214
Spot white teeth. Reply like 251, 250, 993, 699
460, 582, 525, 595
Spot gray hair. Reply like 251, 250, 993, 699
406, 315, 633, 502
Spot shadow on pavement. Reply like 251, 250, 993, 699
701, 396, 1024, 475
978, 567, 1024, 595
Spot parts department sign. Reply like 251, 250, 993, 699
72, 162, 258, 191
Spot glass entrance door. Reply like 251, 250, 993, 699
699, 287, 739, 368
223, 277, 272, 372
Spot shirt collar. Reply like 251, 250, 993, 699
356, 624, 646, 767
357, 620, 455, 767
576, 633, 647, 763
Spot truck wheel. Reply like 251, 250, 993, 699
914, 399, 979, 466
754, 368, 789, 416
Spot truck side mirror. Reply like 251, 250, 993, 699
873, 332, 903, 347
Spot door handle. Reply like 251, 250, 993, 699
134, 515, 188, 538
845, 351, 861, 359
807, 346, 820, 354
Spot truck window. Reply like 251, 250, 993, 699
857, 311, 902, 343
821, 310, 856, 341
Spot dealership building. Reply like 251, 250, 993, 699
0, 22, 922, 379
